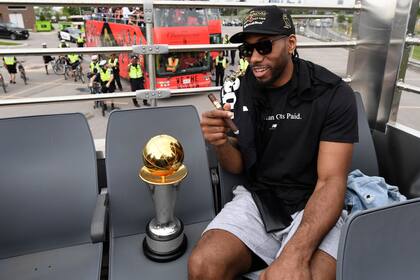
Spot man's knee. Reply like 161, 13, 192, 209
188, 246, 225, 280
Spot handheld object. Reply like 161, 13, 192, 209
208, 93, 239, 135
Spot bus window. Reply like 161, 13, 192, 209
156, 52, 210, 77
154, 8, 207, 27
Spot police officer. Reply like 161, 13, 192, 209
76, 35, 85, 48
238, 55, 249, 75
108, 53, 123, 91
97, 60, 116, 112
2, 56, 17, 84
88, 55, 100, 84
66, 53, 82, 81
214, 52, 228, 86
42, 43, 54, 75
166, 55, 179, 73
128, 55, 149, 107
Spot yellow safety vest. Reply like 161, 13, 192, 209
90, 61, 99, 73
239, 58, 249, 72
166, 57, 179, 72
3, 56, 16, 65
108, 58, 118, 67
77, 37, 85, 43
68, 54, 80, 63
216, 56, 227, 69
223, 37, 229, 44
99, 68, 111, 82
129, 64, 143, 79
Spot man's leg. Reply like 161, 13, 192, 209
188, 229, 253, 280
310, 250, 336, 280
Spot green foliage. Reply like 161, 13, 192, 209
35, 7, 53, 20
337, 14, 346, 23
62, 7, 80, 16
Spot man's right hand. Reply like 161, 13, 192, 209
200, 103, 234, 147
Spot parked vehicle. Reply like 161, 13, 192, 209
0, 22, 29, 40
58, 27, 83, 43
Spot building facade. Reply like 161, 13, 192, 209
0, 5, 36, 30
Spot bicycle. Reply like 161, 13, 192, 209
17, 61, 27, 85
89, 81, 107, 117
52, 56, 66, 75
0, 70, 7, 93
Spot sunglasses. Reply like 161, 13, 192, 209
238, 35, 288, 58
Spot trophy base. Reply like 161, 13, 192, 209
143, 234, 188, 263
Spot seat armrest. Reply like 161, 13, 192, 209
90, 188, 108, 243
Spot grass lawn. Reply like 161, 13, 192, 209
412, 46, 420, 60
0, 41, 20, 46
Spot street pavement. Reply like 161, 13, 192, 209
0, 26, 419, 139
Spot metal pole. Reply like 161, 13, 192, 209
144, 0, 158, 107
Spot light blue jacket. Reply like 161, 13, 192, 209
345, 169, 407, 213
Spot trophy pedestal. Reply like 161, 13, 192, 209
143, 219, 188, 262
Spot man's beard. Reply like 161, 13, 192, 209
254, 61, 287, 88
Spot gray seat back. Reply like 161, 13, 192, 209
336, 198, 420, 280
106, 106, 214, 238
219, 91, 378, 207
0, 113, 98, 259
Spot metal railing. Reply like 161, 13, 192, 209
0, 0, 362, 10
0, 0, 361, 107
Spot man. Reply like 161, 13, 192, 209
76, 35, 85, 48
3, 56, 17, 84
238, 54, 249, 75
66, 53, 82, 81
108, 53, 123, 91
96, 60, 115, 111
190, 6, 358, 280
88, 55, 100, 90
128, 55, 149, 107
214, 51, 227, 86
41, 43, 54, 75
166, 55, 179, 73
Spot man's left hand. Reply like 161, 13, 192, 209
259, 250, 311, 280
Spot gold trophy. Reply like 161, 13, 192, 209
139, 134, 188, 262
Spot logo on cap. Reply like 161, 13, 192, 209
243, 10, 267, 29
283, 14, 292, 29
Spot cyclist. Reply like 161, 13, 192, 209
66, 53, 82, 81
2, 56, 17, 84
41, 43, 54, 75
108, 53, 123, 91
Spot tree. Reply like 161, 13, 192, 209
337, 14, 346, 24
62, 6, 80, 16
35, 7, 54, 20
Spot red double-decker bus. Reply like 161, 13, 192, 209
207, 8, 222, 60
85, 8, 214, 90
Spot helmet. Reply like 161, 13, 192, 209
99, 60, 107, 67
42, 42, 47, 48
91, 55, 98, 61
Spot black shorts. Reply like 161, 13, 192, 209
6, 64, 17, 74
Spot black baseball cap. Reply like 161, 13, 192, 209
230, 6, 295, 43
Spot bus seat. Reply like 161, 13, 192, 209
0, 113, 105, 280
336, 197, 420, 280
218, 91, 379, 210
105, 105, 214, 279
